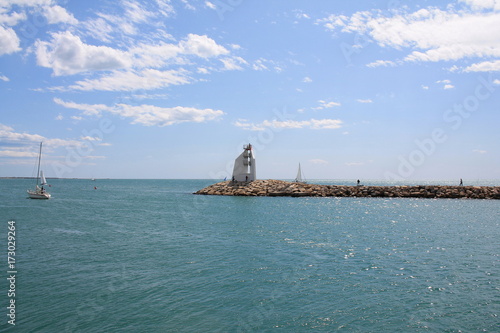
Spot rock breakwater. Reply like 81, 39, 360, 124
194, 180, 500, 199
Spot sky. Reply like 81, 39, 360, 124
1, 0, 499, 180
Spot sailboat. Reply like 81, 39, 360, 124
294, 163, 306, 183
27, 142, 51, 199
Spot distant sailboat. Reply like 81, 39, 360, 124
294, 163, 306, 183
27, 142, 51, 199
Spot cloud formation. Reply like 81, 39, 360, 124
0, 25, 20, 55
54, 99, 225, 127
35, 31, 231, 77
36, 31, 132, 76
0, 0, 80, 57
318, 3, 500, 69
1, 0, 269, 95
55, 69, 190, 92
0, 123, 82, 148
234, 118, 343, 131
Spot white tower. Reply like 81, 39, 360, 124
232, 144, 256, 182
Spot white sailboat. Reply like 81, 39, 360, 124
27, 142, 51, 199
294, 163, 306, 183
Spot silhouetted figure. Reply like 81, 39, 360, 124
357, 179, 360, 186
459, 178, 463, 186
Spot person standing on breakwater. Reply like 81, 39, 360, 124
460, 178, 463, 186
357, 179, 360, 186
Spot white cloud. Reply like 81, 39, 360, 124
313, 100, 341, 110
0, 123, 82, 148
55, 69, 190, 92
179, 33, 229, 58
0, 123, 43, 143
35, 29, 235, 93
205, 1, 216, 10
83, 0, 174, 40
319, 5, 500, 65
129, 34, 230, 69
81, 136, 102, 142
123, 0, 155, 23
54, 99, 225, 127
0, 74, 9, 81
81, 17, 115, 43
357, 99, 373, 103
0, 0, 78, 56
366, 60, 396, 68
0, 25, 20, 55
197, 67, 209, 74
459, 0, 500, 11
0, 150, 38, 158
180, 0, 195, 11
464, 59, 500, 72
220, 56, 247, 71
345, 162, 364, 166
54, 98, 108, 116
127, 92, 169, 100
43, 5, 78, 24
93, 3, 149, 36
437, 79, 455, 89
252, 59, 268, 71
36, 31, 132, 76
155, 0, 175, 17
0, 8, 26, 26
303, 76, 312, 83
234, 118, 343, 131
0, 0, 53, 8
309, 159, 328, 165
323, 101, 341, 108
473, 149, 487, 154
232, 120, 267, 131
251, 58, 281, 72
316, 14, 349, 31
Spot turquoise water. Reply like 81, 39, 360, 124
1, 179, 499, 332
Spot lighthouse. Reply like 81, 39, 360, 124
232, 144, 256, 182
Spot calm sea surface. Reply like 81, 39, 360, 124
1, 179, 499, 332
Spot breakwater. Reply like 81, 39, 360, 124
194, 179, 500, 199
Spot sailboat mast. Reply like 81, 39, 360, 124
36, 142, 42, 187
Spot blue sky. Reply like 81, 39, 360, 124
1, 0, 499, 180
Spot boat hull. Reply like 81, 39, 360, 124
27, 190, 51, 199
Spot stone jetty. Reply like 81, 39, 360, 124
194, 179, 500, 199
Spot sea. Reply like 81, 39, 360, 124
1, 179, 499, 332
